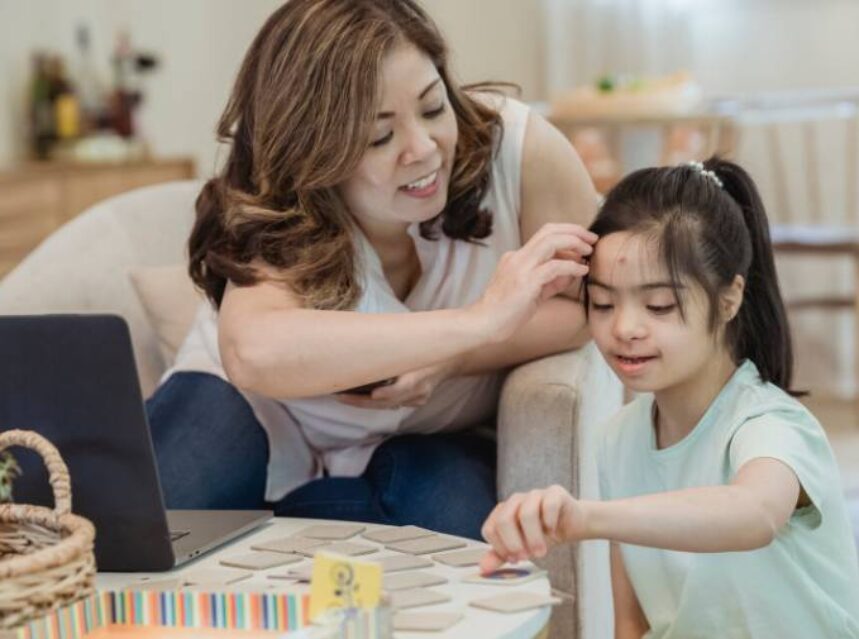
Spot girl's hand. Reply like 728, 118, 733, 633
336, 357, 462, 410
470, 223, 595, 343
479, 485, 588, 575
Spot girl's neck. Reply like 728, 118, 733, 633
653, 350, 738, 449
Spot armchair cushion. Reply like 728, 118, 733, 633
129, 263, 203, 365
498, 342, 622, 639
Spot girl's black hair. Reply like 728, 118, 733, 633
587, 156, 796, 392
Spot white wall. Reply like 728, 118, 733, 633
0, 0, 543, 175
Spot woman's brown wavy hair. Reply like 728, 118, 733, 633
189, 0, 505, 310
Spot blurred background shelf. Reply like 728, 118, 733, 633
0, 157, 194, 278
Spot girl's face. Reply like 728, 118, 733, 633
587, 231, 729, 395
339, 42, 458, 234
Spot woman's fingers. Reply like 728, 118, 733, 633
335, 394, 402, 410
523, 233, 594, 269
529, 222, 598, 247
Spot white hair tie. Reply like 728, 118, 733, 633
686, 161, 723, 188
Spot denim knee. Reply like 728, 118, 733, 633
366, 433, 497, 539
146, 372, 269, 509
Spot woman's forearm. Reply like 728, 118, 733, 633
583, 486, 779, 552
221, 306, 491, 398
456, 297, 588, 376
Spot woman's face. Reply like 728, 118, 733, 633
339, 42, 459, 233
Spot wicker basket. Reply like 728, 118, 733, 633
0, 429, 96, 630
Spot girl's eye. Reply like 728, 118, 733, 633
424, 104, 446, 119
647, 304, 676, 314
590, 302, 613, 312
370, 131, 393, 148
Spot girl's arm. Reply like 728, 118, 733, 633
480, 458, 802, 569
611, 543, 649, 639
584, 458, 801, 552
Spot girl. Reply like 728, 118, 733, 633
480, 158, 859, 637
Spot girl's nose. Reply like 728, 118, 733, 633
611, 305, 647, 341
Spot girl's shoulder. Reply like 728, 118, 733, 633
727, 361, 812, 426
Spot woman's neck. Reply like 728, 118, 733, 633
653, 351, 738, 449
357, 219, 421, 301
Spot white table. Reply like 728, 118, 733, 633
97, 517, 552, 639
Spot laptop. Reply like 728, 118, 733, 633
0, 314, 272, 572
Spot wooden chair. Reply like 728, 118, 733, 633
732, 95, 859, 403
548, 111, 737, 193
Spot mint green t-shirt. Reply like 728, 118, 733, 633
598, 360, 859, 638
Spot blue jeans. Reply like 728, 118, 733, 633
145, 372, 497, 539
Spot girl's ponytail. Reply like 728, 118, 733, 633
707, 158, 794, 391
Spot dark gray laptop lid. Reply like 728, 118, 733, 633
0, 314, 175, 571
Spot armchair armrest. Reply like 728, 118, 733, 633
497, 342, 623, 639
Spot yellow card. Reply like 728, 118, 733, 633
309, 550, 383, 620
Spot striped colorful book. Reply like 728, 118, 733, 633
11, 588, 318, 639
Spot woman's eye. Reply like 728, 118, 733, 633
647, 304, 676, 314
424, 104, 445, 119
590, 302, 613, 312
370, 131, 393, 148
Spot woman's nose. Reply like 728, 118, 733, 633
400, 124, 436, 165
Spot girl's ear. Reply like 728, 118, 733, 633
721, 274, 745, 322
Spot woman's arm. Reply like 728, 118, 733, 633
454, 110, 599, 374
611, 543, 649, 639
219, 222, 593, 398
480, 458, 802, 569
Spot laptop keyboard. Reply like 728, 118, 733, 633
169, 530, 190, 542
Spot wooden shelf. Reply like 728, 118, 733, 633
0, 157, 195, 278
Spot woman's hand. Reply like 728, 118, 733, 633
336, 356, 462, 410
479, 484, 589, 575
469, 223, 596, 343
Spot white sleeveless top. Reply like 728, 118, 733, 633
167, 95, 530, 501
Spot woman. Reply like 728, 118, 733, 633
146, 0, 598, 539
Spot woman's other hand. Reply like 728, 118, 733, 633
336, 356, 462, 410
479, 484, 588, 574
469, 223, 595, 343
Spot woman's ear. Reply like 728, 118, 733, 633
722, 275, 745, 322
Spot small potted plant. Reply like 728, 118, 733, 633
0, 450, 20, 503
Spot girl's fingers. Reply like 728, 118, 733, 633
519, 491, 549, 557
494, 495, 528, 561
482, 504, 512, 561
479, 549, 506, 576
541, 485, 569, 535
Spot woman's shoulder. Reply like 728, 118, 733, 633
466, 90, 531, 130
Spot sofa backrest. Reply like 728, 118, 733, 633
0, 179, 203, 396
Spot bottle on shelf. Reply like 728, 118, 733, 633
50, 56, 81, 141
29, 53, 55, 160
74, 23, 104, 134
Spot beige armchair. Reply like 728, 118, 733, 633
0, 181, 622, 638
